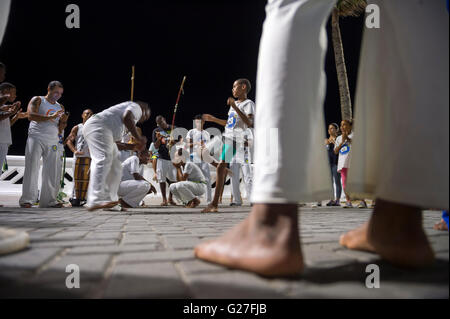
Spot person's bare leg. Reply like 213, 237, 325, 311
340, 198, 435, 268
202, 162, 228, 213
195, 203, 303, 277
160, 182, 168, 206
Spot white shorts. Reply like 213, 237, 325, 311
156, 158, 177, 183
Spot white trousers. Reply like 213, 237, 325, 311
251, 0, 334, 204
118, 180, 151, 208
169, 181, 205, 205
251, 0, 449, 210
0, 143, 8, 174
156, 158, 177, 183
230, 162, 253, 204
19, 137, 59, 207
348, 0, 449, 209
195, 162, 212, 203
83, 121, 122, 207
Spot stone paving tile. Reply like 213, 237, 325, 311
184, 271, 287, 299
164, 236, 202, 250
31, 239, 117, 248
116, 250, 195, 264
103, 262, 189, 298
68, 243, 162, 255
0, 247, 62, 271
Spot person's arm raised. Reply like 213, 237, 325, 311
202, 114, 227, 127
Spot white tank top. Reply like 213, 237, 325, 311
75, 123, 90, 158
28, 96, 63, 143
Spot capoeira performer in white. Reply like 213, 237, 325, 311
83, 101, 150, 211
170, 148, 207, 208
0, 82, 27, 177
201, 79, 255, 213
19, 81, 69, 208
230, 127, 254, 206
186, 114, 212, 204
66, 109, 93, 207
195, 0, 448, 276
118, 150, 157, 208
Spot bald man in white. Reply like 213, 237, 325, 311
83, 101, 150, 211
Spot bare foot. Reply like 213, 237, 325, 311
87, 201, 120, 212
169, 198, 178, 206
433, 219, 448, 231
119, 199, 133, 209
340, 199, 435, 268
20, 203, 32, 208
195, 204, 303, 277
339, 222, 376, 252
160, 200, 168, 206
201, 204, 218, 213
186, 198, 200, 208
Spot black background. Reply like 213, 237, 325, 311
0, 0, 364, 156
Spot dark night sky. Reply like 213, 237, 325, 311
0, 0, 364, 156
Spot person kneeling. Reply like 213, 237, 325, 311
170, 148, 207, 208
118, 150, 157, 208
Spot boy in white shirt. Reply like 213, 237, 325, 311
201, 79, 255, 213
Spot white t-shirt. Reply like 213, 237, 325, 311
186, 128, 210, 162
335, 132, 354, 172
94, 101, 142, 141
182, 162, 206, 183
223, 99, 255, 140
28, 97, 63, 144
121, 155, 144, 182
0, 117, 11, 145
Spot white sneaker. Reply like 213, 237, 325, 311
0, 228, 30, 255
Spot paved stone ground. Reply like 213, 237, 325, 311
0, 203, 448, 299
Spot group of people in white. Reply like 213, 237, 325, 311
0, 71, 260, 212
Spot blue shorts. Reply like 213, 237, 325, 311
220, 139, 237, 163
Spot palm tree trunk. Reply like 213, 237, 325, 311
331, 8, 353, 121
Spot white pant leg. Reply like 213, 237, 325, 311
170, 181, 205, 204
20, 137, 44, 205
230, 161, 242, 204
241, 163, 253, 200
84, 122, 118, 207
251, 0, 335, 204
169, 183, 183, 204
39, 143, 60, 207
348, 0, 449, 209
0, 143, 8, 174
118, 180, 151, 208
105, 144, 122, 202
197, 162, 212, 203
